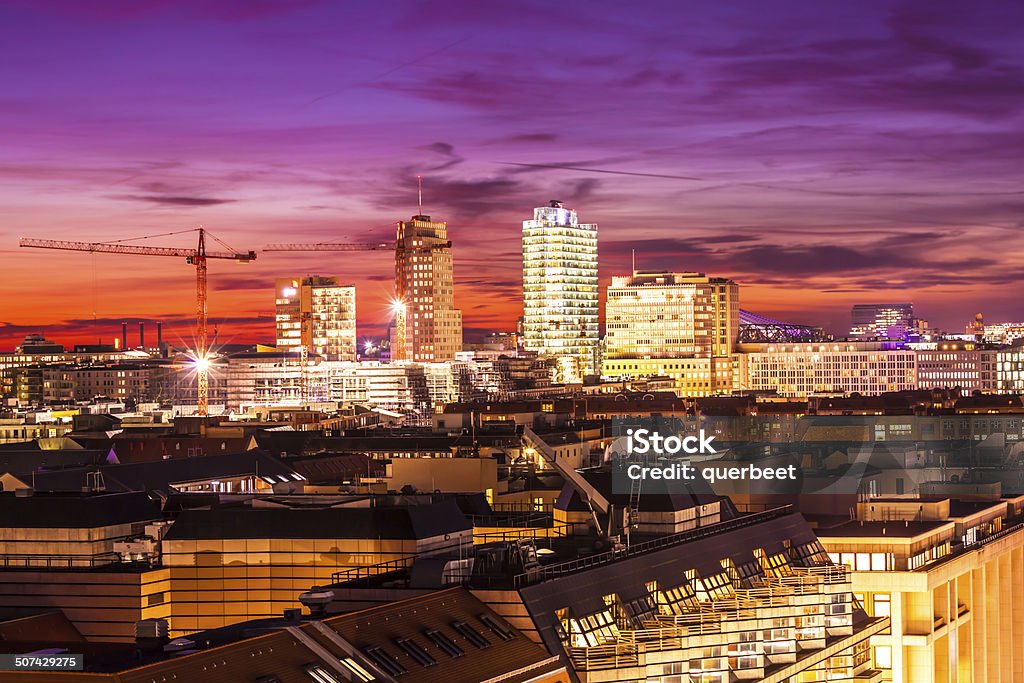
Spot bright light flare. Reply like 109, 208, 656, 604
390, 298, 406, 315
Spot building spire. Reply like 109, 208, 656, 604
416, 174, 423, 216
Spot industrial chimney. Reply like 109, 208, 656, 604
121, 322, 128, 350
138, 321, 145, 349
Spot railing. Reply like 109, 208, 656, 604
474, 523, 570, 545
566, 642, 639, 671
0, 552, 121, 570
467, 511, 554, 528
512, 506, 795, 587
330, 556, 416, 585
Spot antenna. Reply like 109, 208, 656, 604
416, 174, 423, 215
631, 249, 636, 275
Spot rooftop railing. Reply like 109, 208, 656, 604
512, 506, 795, 588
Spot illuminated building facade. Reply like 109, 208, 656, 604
851, 303, 914, 340
738, 342, 917, 397
393, 214, 463, 361
819, 495, 1024, 683
275, 275, 357, 361
603, 271, 740, 396
996, 345, 1024, 393
913, 341, 997, 394
522, 200, 599, 381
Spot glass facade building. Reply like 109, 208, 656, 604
522, 200, 599, 381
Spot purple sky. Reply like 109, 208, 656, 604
2, 0, 1023, 349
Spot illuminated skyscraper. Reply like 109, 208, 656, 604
522, 200, 599, 380
393, 214, 462, 361
275, 276, 357, 361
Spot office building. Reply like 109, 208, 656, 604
851, 304, 914, 340
393, 214, 463, 361
913, 341, 997, 394
738, 342, 917, 397
603, 271, 740, 396
522, 200, 599, 382
818, 495, 1024, 683
0, 491, 169, 642
275, 275, 357, 361
324, 506, 888, 683
161, 499, 471, 636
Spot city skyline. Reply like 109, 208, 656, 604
3, 1, 1024, 350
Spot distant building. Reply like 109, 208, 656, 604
603, 270, 740, 397
522, 200, 599, 382
914, 341, 997, 394
393, 214, 463, 361
738, 341, 917, 397
850, 303, 914, 339
275, 275, 357, 361
983, 321, 1024, 345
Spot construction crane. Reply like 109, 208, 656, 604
263, 241, 395, 252
20, 228, 256, 417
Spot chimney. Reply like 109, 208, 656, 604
156, 322, 163, 347
138, 321, 145, 348
121, 322, 128, 350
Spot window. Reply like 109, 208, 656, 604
872, 593, 891, 617
452, 620, 491, 649
395, 638, 436, 667
874, 645, 892, 669
339, 658, 375, 682
304, 665, 340, 683
364, 647, 407, 677
425, 629, 463, 657
478, 614, 516, 641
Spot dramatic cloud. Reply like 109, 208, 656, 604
1, 0, 1023, 347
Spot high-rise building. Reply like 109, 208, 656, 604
605, 271, 739, 357
850, 303, 914, 339
603, 271, 740, 396
275, 276, 357, 361
393, 214, 462, 361
522, 200, 599, 381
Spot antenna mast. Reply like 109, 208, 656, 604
417, 174, 423, 215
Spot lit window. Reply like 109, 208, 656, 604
340, 657, 375, 681
304, 665, 340, 683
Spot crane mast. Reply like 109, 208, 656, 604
20, 228, 255, 417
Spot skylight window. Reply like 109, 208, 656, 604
364, 647, 407, 677
452, 621, 491, 649
424, 629, 464, 657
478, 614, 516, 641
304, 664, 340, 683
395, 638, 436, 667
339, 657, 375, 682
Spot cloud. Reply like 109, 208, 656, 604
112, 194, 236, 206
